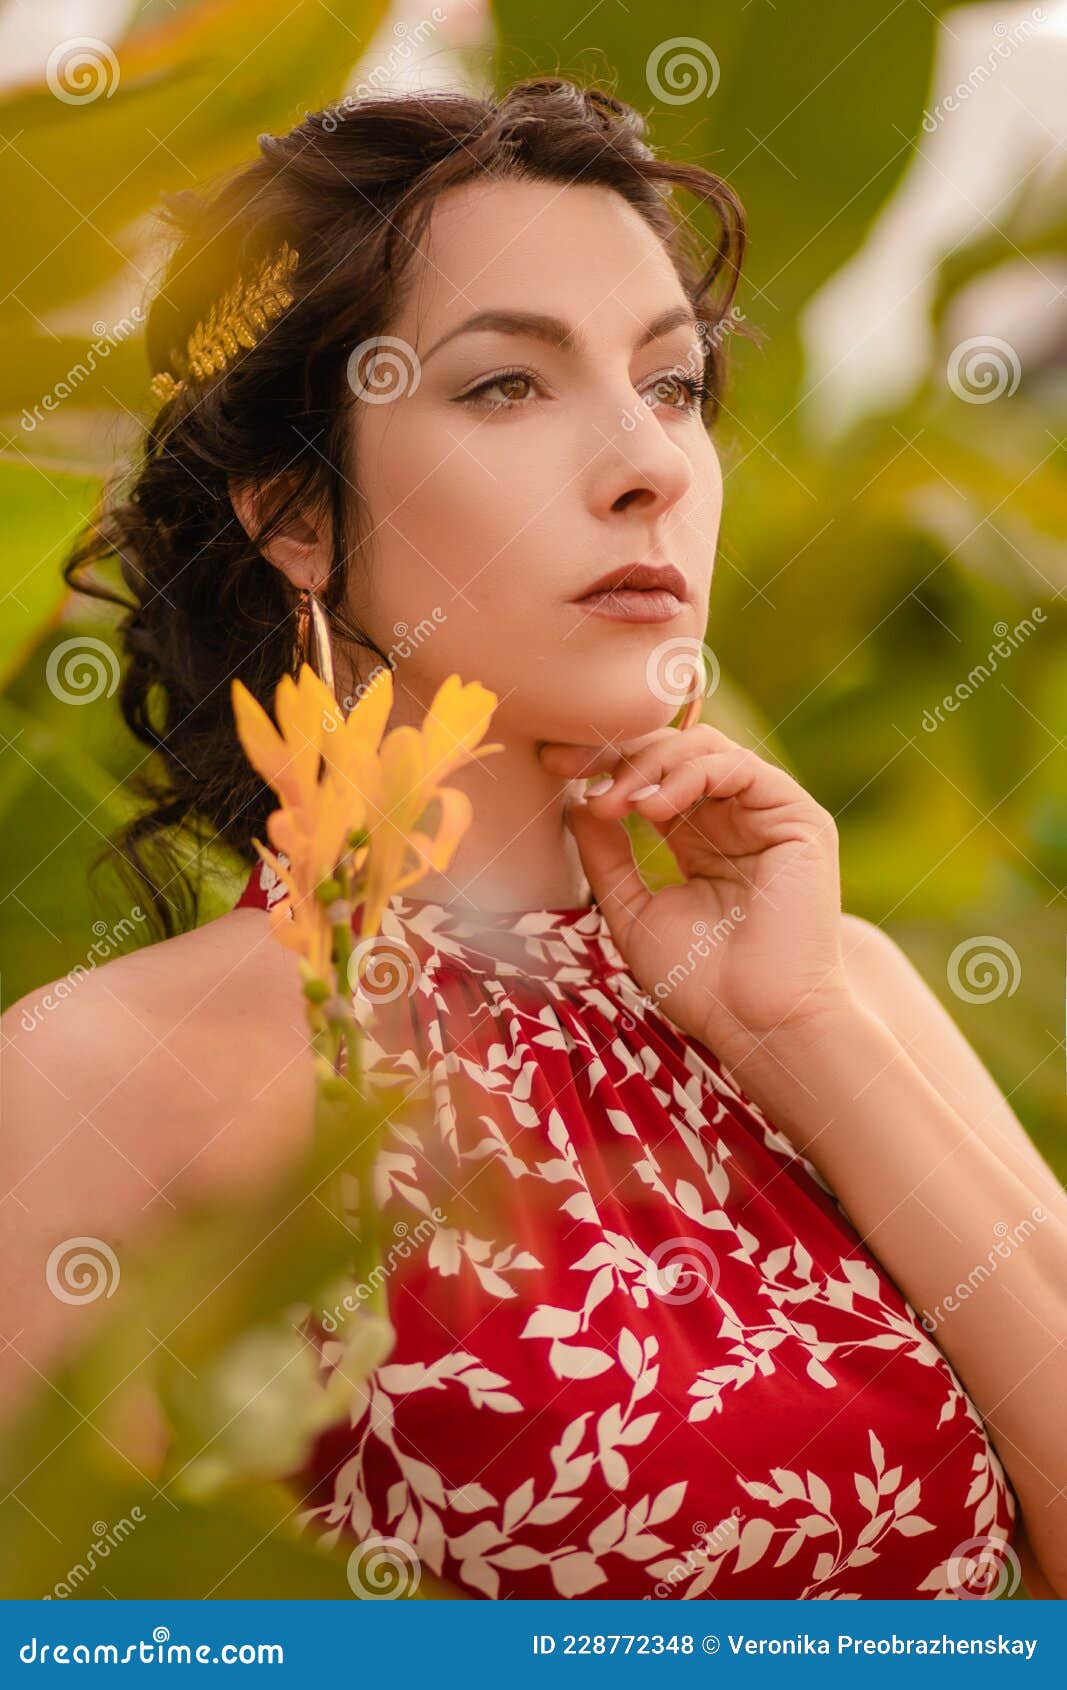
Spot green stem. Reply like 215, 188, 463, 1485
311, 860, 386, 1321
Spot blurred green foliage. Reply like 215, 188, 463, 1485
1, 0, 1062, 1600
0, 1081, 455, 1598
490, 0, 1066, 1177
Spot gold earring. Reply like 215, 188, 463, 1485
294, 588, 337, 697
678, 693, 703, 732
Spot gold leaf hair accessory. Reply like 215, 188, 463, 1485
149, 240, 299, 406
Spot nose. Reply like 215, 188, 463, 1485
588, 389, 695, 523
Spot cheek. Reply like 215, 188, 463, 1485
349, 415, 560, 692
690, 436, 723, 517
680, 450, 722, 587
359, 409, 566, 607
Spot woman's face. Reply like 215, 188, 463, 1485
346, 177, 722, 746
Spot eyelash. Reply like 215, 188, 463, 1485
458, 365, 709, 414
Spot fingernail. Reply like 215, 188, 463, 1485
584, 775, 614, 796
630, 783, 661, 800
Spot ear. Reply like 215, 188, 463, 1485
228, 476, 332, 595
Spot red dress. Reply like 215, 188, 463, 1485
235, 861, 1018, 1599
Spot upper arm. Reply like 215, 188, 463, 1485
839, 912, 1066, 1216
1015, 1518, 1062, 1599
0, 913, 315, 1420
0, 983, 162, 1421
841, 914, 1067, 1598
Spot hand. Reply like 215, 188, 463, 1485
540, 722, 857, 1073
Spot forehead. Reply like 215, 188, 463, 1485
394, 177, 688, 346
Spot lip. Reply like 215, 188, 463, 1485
572, 561, 689, 604
574, 586, 687, 624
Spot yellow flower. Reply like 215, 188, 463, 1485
342, 672, 505, 938
232, 664, 357, 980
231, 663, 504, 971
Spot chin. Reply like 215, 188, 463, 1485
542, 691, 683, 747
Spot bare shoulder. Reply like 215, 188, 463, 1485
1, 908, 316, 1220
839, 911, 1064, 1209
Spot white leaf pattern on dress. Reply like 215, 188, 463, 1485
232, 882, 1017, 1599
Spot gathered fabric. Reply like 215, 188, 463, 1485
235, 863, 1016, 1599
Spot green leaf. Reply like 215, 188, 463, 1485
0, 0, 392, 330
0, 463, 102, 685
490, 0, 952, 424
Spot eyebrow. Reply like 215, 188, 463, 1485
421, 303, 701, 363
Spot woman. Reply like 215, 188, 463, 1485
3, 78, 1065, 1601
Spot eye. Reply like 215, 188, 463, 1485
458, 368, 539, 409
456, 363, 709, 414
644, 369, 709, 412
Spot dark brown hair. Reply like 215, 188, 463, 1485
64, 75, 749, 940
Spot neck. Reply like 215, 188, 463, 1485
405, 737, 590, 914
338, 655, 593, 914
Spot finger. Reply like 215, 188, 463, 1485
579, 729, 748, 812
537, 727, 677, 780
627, 750, 759, 817
566, 800, 653, 938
